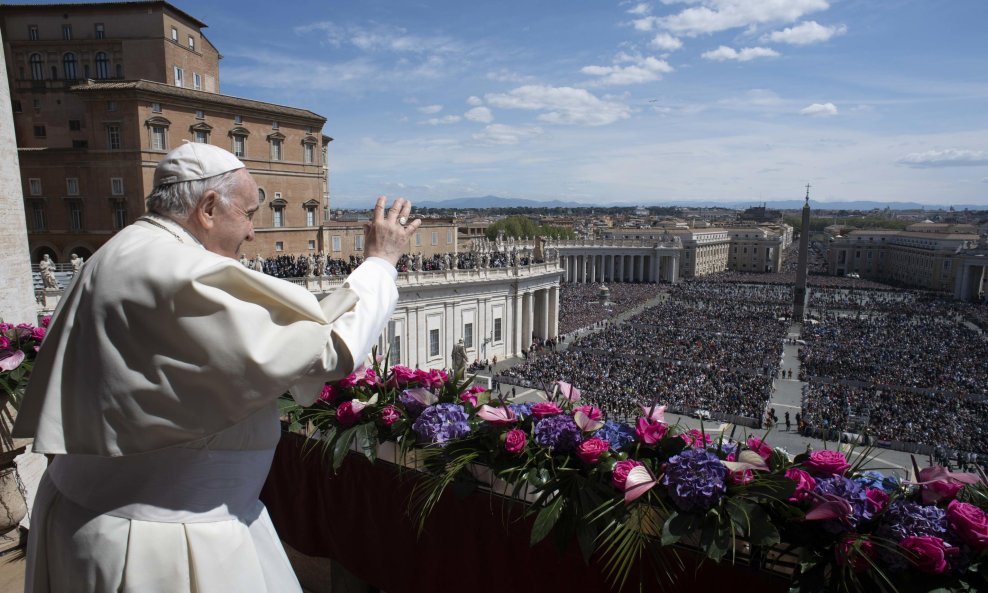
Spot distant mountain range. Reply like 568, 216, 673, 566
411, 195, 986, 211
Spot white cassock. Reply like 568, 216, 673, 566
13, 213, 398, 593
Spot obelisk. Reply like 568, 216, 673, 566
792, 185, 811, 322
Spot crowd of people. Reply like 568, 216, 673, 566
556, 283, 668, 335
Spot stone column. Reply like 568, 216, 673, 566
615, 255, 622, 283
590, 254, 597, 283
549, 285, 559, 339
637, 255, 644, 283
670, 254, 679, 283
0, 27, 35, 325
540, 288, 550, 340
522, 291, 534, 348
513, 292, 524, 356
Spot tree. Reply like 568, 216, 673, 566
485, 216, 576, 240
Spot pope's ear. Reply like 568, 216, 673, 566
195, 190, 221, 229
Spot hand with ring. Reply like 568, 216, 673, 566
364, 196, 421, 266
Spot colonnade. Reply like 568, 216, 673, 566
955, 258, 988, 302
559, 252, 679, 284
514, 285, 560, 349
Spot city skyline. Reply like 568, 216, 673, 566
16, 0, 988, 208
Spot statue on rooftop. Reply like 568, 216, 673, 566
40, 254, 61, 290
451, 339, 468, 374
70, 253, 85, 274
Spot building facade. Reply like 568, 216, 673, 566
1, 1, 330, 262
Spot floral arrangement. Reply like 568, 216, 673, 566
282, 355, 988, 593
0, 316, 49, 407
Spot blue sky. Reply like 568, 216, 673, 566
193, 0, 988, 207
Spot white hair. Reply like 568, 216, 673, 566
146, 170, 243, 218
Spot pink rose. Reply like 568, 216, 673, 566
576, 437, 609, 465
0, 336, 9, 350
0, 322, 11, 333
785, 468, 817, 503
337, 372, 357, 389
746, 437, 774, 461
611, 459, 643, 490
379, 405, 400, 427
504, 429, 526, 454
803, 450, 851, 477
459, 392, 479, 407
836, 536, 875, 573
635, 417, 668, 445
417, 368, 448, 389
531, 402, 563, 418
573, 405, 603, 421
899, 536, 957, 575
947, 500, 988, 551
467, 384, 487, 394
335, 401, 361, 426
680, 428, 711, 448
865, 488, 889, 514
728, 469, 754, 485
357, 368, 377, 387
390, 365, 417, 387
319, 383, 341, 403
30, 326, 46, 341
41, 315, 52, 328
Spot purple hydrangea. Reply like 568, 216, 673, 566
412, 403, 471, 445
398, 390, 429, 417
708, 439, 739, 459
876, 501, 950, 570
509, 403, 534, 420
533, 414, 582, 453
661, 448, 728, 512
813, 476, 872, 534
597, 420, 636, 451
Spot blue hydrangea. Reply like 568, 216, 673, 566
875, 501, 950, 570
412, 403, 471, 445
596, 420, 636, 451
813, 476, 872, 534
509, 403, 534, 420
661, 448, 727, 513
533, 414, 582, 453
708, 439, 739, 459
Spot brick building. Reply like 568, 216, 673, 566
0, 1, 331, 262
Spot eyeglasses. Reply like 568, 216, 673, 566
223, 198, 257, 222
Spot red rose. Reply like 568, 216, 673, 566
611, 459, 643, 490
504, 429, 526, 454
459, 392, 479, 407
531, 402, 563, 418
899, 535, 957, 575
576, 437, 609, 464
803, 450, 851, 477
635, 417, 668, 445
379, 405, 400, 427
785, 468, 816, 502
947, 500, 988, 551
319, 383, 340, 403
336, 401, 361, 426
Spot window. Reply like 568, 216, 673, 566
171, 27, 178, 42
28, 178, 42, 196
63, 53, 77, 80
106, 125, 121, 149
195, 110, 204, 119
62, 24, 72, 40
94, 23, 105, 39
447, 229, 453, 244
429, 329, 440, 357
107, 101, 117, 112
431, 231, 438, 246
68, 119, 81, 131
304, 143, 314, 164
272, 121, 279, 129
66, 178, 79, 195
33, 125, 46, 138
12, 100, 21, 113
494, 318, 502, 342
151, 126, 166, 150
464, 323, 473, 348
152, 102, 161, 113
232, 134, 246, 157
274, 191, 282, 201
95, 52, 109, 79
258, 188, 266, 203
332, 236, 341, 252
188, 35, 195, 50
32, 203, 46, 231
32, 98, 40, 109
270, 139, 282, 161
30, 53, 43, 80
193, 73, 201, 90
415, 233, 421, 246
111, 177, 124, 195
272, 207, 284, 227
69, 202, 83, 231
355, 235, 364, 250
307, 240, 315, 250
234, 115, 243, 124
306, 207, 316, 227
113, 201, 127, 229
275, 241, 284, 252
194, 129, 208, 143
173, 66, 183, 87
390, 327, 401, 362
28, 25, 39, 41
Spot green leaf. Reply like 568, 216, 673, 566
530, 495, 565, 546
700, 517, 731, 562
661, 510, 700, 546
576, 523, 596, 564
745, 505, 781, 547
332, 426, 357, 471
354, 423, 378, 464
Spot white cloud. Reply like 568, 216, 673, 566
420, 115, 461, 125
296, 21, 460, 54
701, 45, 780, 62
485, 85, 632, 126
660, 0, 830, 36
467, 96, 483, 106
418, 104, 443, 114
632, 16, 660, 31
763, 21, 846, 45
472, 124, 544, 145
649, 33, 683, 51
627, 2, 651, 16
720, 88, 785, 108
581, 53, 673, 86
800, 102, 838, 116
898, 149, 988, 168
485, 69, 534, 83
464, 106, 494, 123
